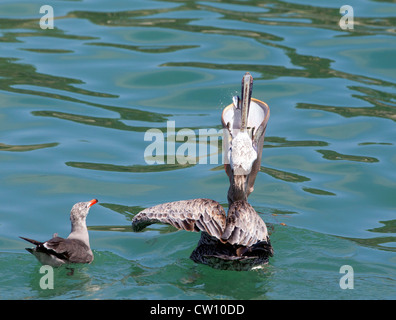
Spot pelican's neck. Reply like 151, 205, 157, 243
227, 174, 248, 206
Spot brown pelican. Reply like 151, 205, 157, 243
20, 199, 98, 267
132, 73, 272, 271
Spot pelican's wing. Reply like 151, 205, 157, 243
132, 198, 226, 240
221, 200, 268, 247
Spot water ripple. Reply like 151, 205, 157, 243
1, 0, 395, 299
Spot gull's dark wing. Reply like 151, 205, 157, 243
132, 198, 226, 240
43, 237, 93, 263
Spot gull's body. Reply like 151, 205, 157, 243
132, 73, 273, 271
20, 199, 98, 267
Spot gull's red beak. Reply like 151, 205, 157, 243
89, 199, 98, 207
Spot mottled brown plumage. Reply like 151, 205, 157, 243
132, 198, 226, 237
132, 73, 273, 271
132, 199, 268, 247
132, 198, 273, 271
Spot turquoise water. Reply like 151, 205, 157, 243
0, 0, 395, 300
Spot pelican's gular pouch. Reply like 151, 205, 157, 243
221, 73, 270, 199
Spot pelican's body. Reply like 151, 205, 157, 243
132, 199, 273, 271
132, 72, 272, 271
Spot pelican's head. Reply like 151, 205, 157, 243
221, 73, 270, 204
